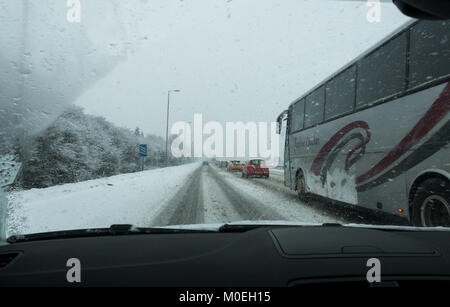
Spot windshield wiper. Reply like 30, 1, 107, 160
7, 223, 346, 243
217, 222, 343, 233
217, 224, 269, 233
6, 224, 215, 243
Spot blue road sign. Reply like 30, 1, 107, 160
139, 144, 148, 157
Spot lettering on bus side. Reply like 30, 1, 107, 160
294, 136, 320, 148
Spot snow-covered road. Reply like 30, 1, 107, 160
5, 163, 407, 236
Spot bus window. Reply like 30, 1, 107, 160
291, 98, 305, 132
325, 65, 356, 120
409, 20, 450, 89
356, 32, 408, 108
305, 86, 325, 128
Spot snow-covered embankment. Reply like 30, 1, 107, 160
6, 163, 201, 236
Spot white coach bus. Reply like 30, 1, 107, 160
276, 20, 450, 227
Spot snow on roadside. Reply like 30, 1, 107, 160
269, 168, 284, 176
268, 168, 284, 182
6, 163, 201, 236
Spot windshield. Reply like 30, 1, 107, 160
250, 160, 264, 166
1, 0, 449, 238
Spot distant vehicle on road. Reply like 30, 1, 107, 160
202, 161, 209, 166
242, 159, 269, 179
227, 160, 243, 172
219, 161, 228, 168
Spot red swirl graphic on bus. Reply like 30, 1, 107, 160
356, 82, 450, 185
310, 82, 450, 189
310, 121, 371, 180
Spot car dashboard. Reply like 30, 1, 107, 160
0, 226, 450, 287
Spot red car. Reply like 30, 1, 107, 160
242, 159, 269, 179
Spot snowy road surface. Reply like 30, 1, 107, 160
6, 163, 406, 236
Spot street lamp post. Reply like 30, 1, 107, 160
165, 89, 181, 166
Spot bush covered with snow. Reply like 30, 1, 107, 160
17, 106, 176, 189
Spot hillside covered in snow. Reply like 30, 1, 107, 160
16, 106, 186, 189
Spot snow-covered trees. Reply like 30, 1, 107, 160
18, 106, 169, 189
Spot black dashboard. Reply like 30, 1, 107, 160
1, 226, 450, 287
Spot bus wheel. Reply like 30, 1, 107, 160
411, 178, 450, 227
296, 173, 308, 201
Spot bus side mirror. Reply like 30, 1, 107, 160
276, 110, 288, 135
393, 0, 450, 19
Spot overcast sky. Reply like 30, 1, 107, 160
74, 0, 410, 138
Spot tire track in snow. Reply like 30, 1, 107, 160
214, 166, 343, 224
222, 168, 305, 204
201, 167, 242, 223
152, 165, 285, 226
151, 167, 204, 226
207, 167, 285, 221
220, 167, 408, 226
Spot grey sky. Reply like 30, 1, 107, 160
75, 0, 410, 137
